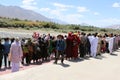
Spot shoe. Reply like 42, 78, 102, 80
61, 62, 64, 64
54, 61, 57, 64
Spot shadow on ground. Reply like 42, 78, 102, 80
0, 67, 11, 72
94, 55, 107, 60
56, 63, 70, 68
0, 68, 6, 71
110, 53, 118, 56
67, 58, 84, 63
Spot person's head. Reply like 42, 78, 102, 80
57, 35, 63, 40
11, 38, 15, 43
109, 33, 113, 37
104, 33, 108, 37
4, 38, 9, 42
15, 37, 19, 42
87, 33, 91, 36
97, 34, 102, 38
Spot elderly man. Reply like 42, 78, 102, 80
9, 37, 23, 72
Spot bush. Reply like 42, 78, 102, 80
24, 27, 30, 30
100, 29, 107, 32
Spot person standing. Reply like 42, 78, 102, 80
65, 32, 73, 60
72, 33, 80, 59
90, 33, 98, 57
79, 32, 87, 58
105, 34, 109, 53
108, 33, 114, 54
0, 39, 4, 69
88, 33, 94, 56
54, 35, 66, 64
101, 36, 106, 53
86, 34, 91, 56
97, 34, 102, 55
3, 38, 11, 68
9, 37, 23, 72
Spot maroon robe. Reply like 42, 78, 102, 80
65, 34, 73, 58
72, 35, 80, 58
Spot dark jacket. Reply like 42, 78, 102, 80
56, 39, 65, 51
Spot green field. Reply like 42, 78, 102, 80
0, 17, 120, 34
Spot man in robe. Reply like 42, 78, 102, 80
65, 32, 73, 60
9, 37, 23, 72
108, 33, 114, 54
72, 33, 80, 59
88, 34, 94, 56
90, 33, 98, 57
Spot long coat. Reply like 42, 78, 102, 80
65, 35, 73, 58
10, 41, 23, 63
72, 35, 80, 58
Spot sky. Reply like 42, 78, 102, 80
0, 0, 120, 27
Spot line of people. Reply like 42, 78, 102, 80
0, 32, 120, 72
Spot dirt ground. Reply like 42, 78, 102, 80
0, 49, 120, 80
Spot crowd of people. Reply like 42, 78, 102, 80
0, 32, 120, 72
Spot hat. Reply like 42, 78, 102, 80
74, 33, 78, 36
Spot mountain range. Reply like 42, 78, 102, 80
0, 4, 51, 22
106, 25, 120, 29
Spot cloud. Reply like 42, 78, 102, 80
39, 2, 88, 24
22, 0, 36, 5
21, 0, 38, 10
49, 10, 83, 24
94, 12, 100, 15
50, 10, 61, 17
40, 8, 51, 12
112, 2, 120, 8
53, 2, 74, 8
61, 14, 83, 24
52, 2, 74, 11
77, 6, 89, 13
100, 18, 120, 24
21, 1, 88, 24
39, 7, 83, 24
39, 7, 62, 19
